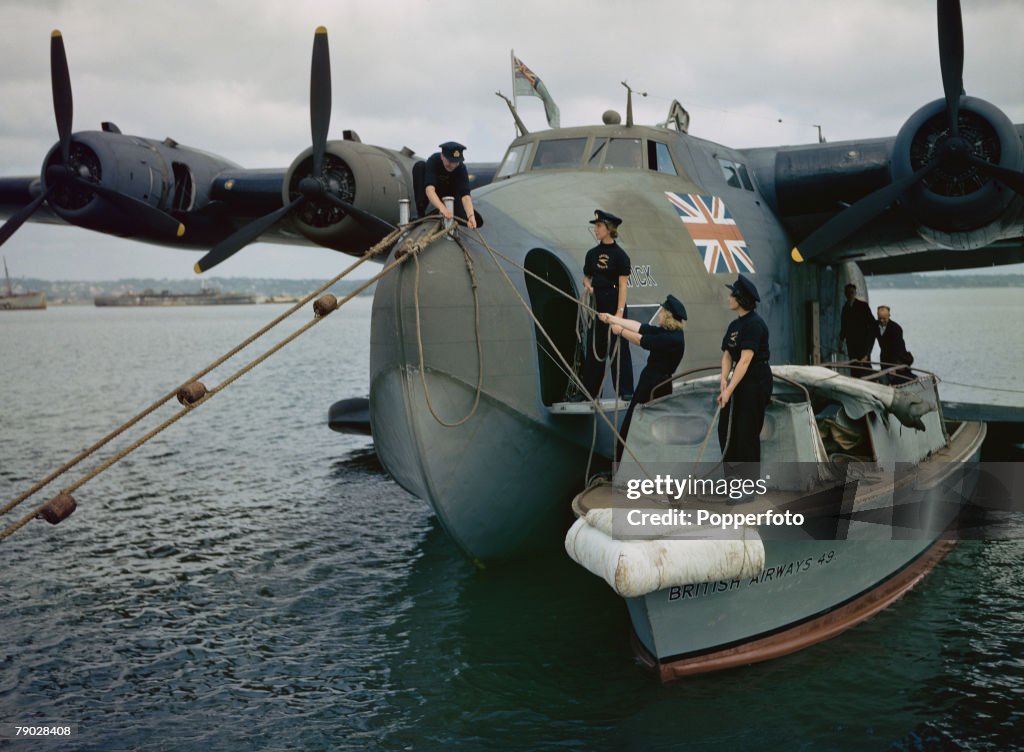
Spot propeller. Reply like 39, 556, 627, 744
792, 0, 1024, 264
194, 26, 395, 273
936, 0, 964, 137
0, 186, 55, 247
0, 31, 185, 249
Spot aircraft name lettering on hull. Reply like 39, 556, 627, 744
626, 264, 657, 288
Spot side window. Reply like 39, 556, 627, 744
496, 143, 531, 179
718, 158, 755, 191
737, 163, 754, 190
648, 142, 678, 175
719, 159, 742, 188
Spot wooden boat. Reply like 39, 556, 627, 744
566, 365, 985, 680
0, 257, 45, 310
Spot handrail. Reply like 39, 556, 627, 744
645, 363, 811, 406
820, 360, 938, 384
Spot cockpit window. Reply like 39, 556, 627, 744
533, 138, 588, 169
496, 143, 531, 179
602, 138, 643, 169
588, 139, 608, 165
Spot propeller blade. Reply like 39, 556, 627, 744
194, 196, 304, 273
792, 159, 939, 263
310, 26, 331, 178
320, 193, 396, 234
937, 0, 965, 136
50, 30, 73, 165
44, 165, 186, 239
83, 179, 186, 238
0, 186, 54, 248
968, 156, 1024, 196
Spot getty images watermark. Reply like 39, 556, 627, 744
607, 461, 1023, 541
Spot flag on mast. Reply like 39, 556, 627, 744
511, 53, 560, 129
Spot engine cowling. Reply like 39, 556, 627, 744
283, 140, 417, 253
891, 96, 1024, 248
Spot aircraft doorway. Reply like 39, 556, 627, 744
524, 249, 580, 406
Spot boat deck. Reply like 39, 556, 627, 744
573, 419, 986, 523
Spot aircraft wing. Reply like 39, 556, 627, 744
0, 176, 64, 226
743, 120, 1024, 274
0, 27, 493, 272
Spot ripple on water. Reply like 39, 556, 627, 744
1, 300, 1023, 751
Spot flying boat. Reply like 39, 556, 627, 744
0, 4, 1020, 569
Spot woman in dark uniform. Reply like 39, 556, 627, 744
600, 295, 687, 462
580, 210, 634, 400
718, 275, 772, 467
420, 141, 478, 228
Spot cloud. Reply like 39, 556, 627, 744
1, 0, 1021, 278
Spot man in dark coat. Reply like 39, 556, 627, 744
876, 305, 913, 383
838, 283, 875, 377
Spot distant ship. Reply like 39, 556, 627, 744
94, 287, 258, 307
0, 257, 46, 310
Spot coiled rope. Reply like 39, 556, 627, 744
410, 234, 485, 427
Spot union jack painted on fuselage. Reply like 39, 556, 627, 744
664, 192, 756, 274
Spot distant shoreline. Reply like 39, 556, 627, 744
866, 273, 1024, 289
5, 273, 1019, 305
3, 277, 376, 305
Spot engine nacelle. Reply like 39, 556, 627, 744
41, 130, 170, 238
283, 140, 417, 253
38, 129, 242, 247
891, 96, 1023, 248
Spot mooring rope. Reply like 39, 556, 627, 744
936, 380, 1024, 396
4, 210, 745, 543
1, 220, 446, 542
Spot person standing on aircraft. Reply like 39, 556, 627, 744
580, 210, 633, 401
422, 141, 478, 229
838, 283, 876, 377
875, 305, 913, 383
600, 294, 687, 462
718, 275, 772, 470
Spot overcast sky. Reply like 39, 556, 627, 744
1, 0, 1022, 280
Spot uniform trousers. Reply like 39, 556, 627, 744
615, 367, 671, 462
718, 361, 773, 466
580, 290, 633, 398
